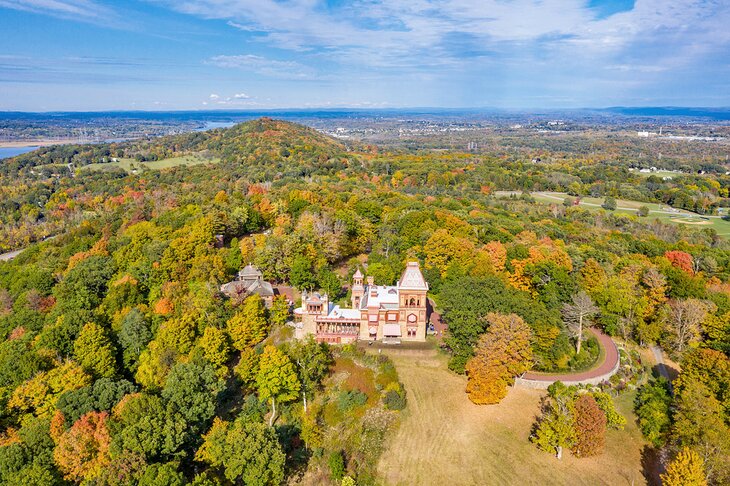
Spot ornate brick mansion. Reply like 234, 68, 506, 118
294, 262, 429, 343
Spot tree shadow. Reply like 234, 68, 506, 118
640, 445, 664, 486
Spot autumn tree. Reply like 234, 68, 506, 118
227, 294, 269, 350
661, 447, 707, 486
465, 313, 533, 404
269, 295, 290, 328
562, 292, 598, 354
256, 345, 301, 426
571, 394, 606, 457
661, 299, 709, 353
74, 322, 117, 379
197, 326, 231, 373
665, 250, 694, 275
53, 411, 111, 482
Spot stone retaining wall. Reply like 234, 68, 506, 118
514, 343, 622, 390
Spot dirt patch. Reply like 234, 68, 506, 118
376, 347, 647, 486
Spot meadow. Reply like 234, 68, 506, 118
376, 347, 650, 486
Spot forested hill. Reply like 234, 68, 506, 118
2, 118, 352, 175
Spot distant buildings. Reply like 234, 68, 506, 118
295, 262, 429, 344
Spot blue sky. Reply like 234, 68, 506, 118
0, 0, 728, 111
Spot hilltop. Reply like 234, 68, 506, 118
2, 118, 352, 177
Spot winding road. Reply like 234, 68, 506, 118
520, 327, 620, 386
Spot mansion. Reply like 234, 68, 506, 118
295, 262, 429, 343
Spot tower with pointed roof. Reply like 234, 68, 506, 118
351, 268, 364, 309
396, 262, 429, 339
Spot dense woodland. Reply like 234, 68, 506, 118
0, 118, 728, 485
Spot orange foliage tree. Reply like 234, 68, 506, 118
465, 313, 533, 405
53, 411, 112, 482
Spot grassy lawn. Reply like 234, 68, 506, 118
79, 154, 220, 172
376, 347, 649, 486
495, 191, 730, 238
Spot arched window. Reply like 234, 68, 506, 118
409, 297, 416, 306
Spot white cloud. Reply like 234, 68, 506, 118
0, 0, 114, 22
206, 54, 315, 79
155, 0, 730, 75
233, 92, 249, 99
209, 93, 219, 99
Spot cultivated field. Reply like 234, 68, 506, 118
377, 347, 649, 486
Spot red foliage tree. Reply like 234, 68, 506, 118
665, 250, 694, 275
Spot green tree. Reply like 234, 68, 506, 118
139, 462, 185, 486
318, 268, 342, 298
637, 206, 650, 217
287, 335, 332, 412
256, 345, 301, 426
196, 417, 285, 486
328, 450, 345, 481
162, 361, 224, 438
290, 255, 317, 291
118, 309, 152, 373
113, 394, 187, 460
601, 197, 617, 211
227, 294, 269, 350
531, 394, 575, 460
634, 378, 672, 447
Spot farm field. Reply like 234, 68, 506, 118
376, 347, 649, 486
496, 191, 730, 237
82, 154, 220, 172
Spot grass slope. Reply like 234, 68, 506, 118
496, 191, 730, 237
376, 347, 648, 486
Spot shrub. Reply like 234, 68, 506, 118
328, 450, 345, 481
383, 390, 406, 411
336, 390, 367, 412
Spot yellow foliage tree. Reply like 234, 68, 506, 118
661, 447, 707, 486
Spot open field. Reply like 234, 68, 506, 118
377, 347, 649, 486
81, 154, 220, 172
495, 191, 730, 237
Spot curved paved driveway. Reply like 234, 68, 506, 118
521, 327, 620, 384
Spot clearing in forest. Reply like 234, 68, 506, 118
377, 347, 648, 486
